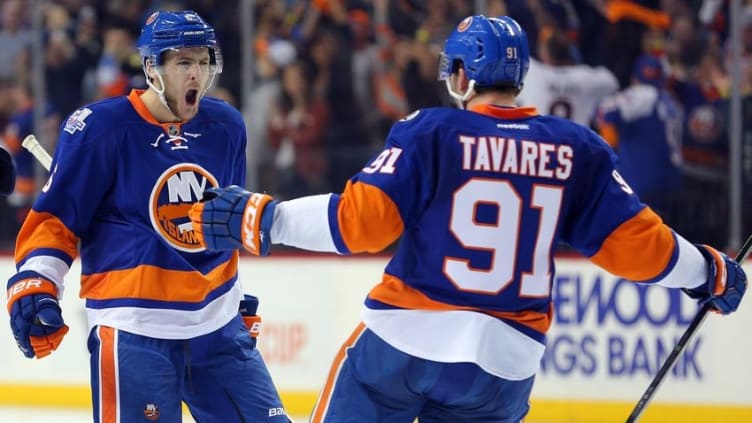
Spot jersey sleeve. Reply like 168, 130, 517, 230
15, 106, 117, 291
561, 130, 706, 288
329, 113, 436, 253
561, 135, 643, 255
270, 111, 434, 254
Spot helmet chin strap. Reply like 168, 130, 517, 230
146, 71, 174, 115
445, 79, 477, 110
143, 61, 218, 120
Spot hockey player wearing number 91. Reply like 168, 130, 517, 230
190, 15, 747, 423
5, 10, 291, 423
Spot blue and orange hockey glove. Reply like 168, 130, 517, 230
682, 245, 747, 315
239, 294, 262, 348
6, 271, 69, 358
188, 185, 277, 255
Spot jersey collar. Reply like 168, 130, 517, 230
127, 89, 185, 133
469, 104, 539, 120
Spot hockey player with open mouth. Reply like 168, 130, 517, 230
5, 9, 290, 423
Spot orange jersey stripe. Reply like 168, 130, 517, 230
80, 251, 238, 301
589, 207, 675, 281
338, 181, 403, 253
311, 322, 367, 423
15, 210, 79, 263
369, 274, 552, 334
98, 326, 117, 423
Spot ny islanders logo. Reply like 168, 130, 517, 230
457, 16, 473, 32
149, 163, 218, 252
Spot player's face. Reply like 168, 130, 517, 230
159, 47, 212, 120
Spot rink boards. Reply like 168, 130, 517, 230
0, 255, 750, 423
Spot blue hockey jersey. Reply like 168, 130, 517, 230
15, 89, 247, 339
597, 84, 683, 197
270, 104, 709, 380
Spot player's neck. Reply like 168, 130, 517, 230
140, 89, 182, 123
466, 92, 517, 109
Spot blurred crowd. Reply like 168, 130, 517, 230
0, 0, 750, 252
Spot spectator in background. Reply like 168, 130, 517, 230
1, 81, 59, 243
0, 80, 14, 137
96, 0, 148, 35
665, 11, 705, 82
371, 37, 410, 140
268, 59, 330, 198
596, 0, 671, 87
0, 79, 57, 245
95, 21, 145, 99
0, 0, 30, 85
597, 55, 683, 226
44, 4, 99, 118
2, 80, 59, 209
518, 27, 618, 128
302, 1, 369, 192
414, 0, 456, 46
0, 0, 742, 254
404, 16, 449, 111
348, 8, 383, 146
245, 37, 296, 189
74, 5, 103, 100
665, 12, 730, 246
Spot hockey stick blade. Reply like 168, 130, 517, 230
626, 234, 752, 423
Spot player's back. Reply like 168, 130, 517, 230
362, 104, 640, 333
357, 104, 641, 379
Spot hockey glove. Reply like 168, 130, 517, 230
189, 185, 277, 255
682, 245, 747, 315
6, 271, 69, 358
239, 294, 262, 348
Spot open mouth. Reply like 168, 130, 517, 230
185, 89, 198, 106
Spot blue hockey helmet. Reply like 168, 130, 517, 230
137, 10, 223, 74
439, 15, 529, 90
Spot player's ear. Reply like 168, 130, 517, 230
456, 68, 470, 93
144, 58, 158, 83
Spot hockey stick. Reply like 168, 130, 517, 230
21, 134, 52, 171
626, 234, 752, 423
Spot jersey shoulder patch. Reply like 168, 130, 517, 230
59, 97, 135, 148
63, 107, 93, 135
